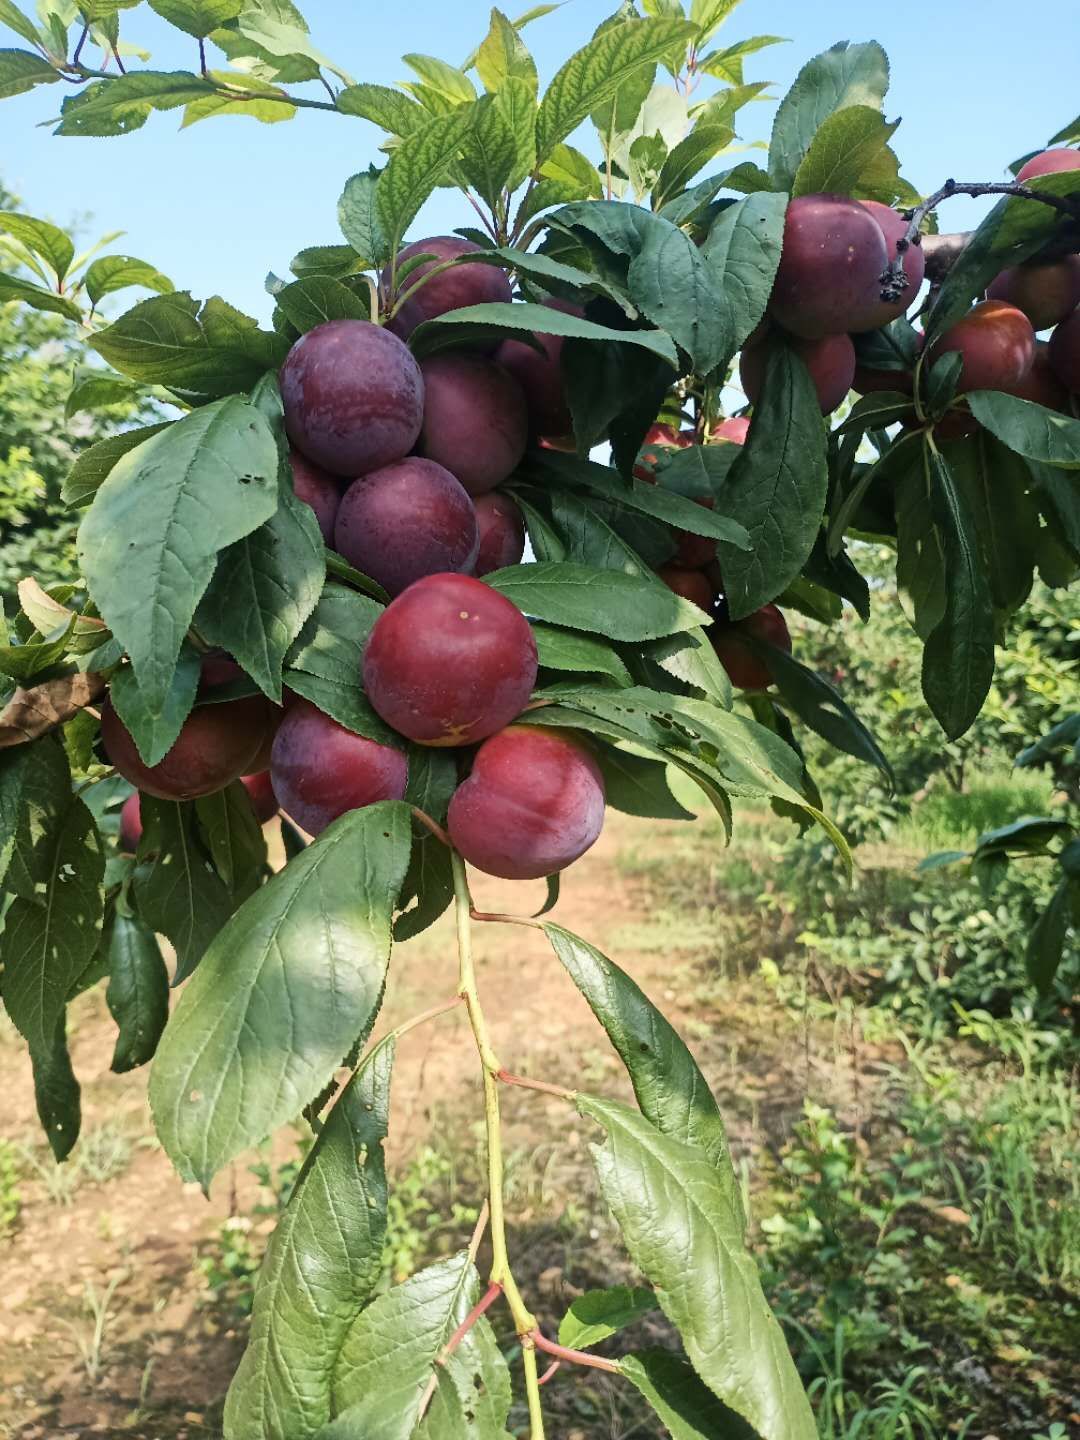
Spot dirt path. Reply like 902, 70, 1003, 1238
0, 808, 859, 1438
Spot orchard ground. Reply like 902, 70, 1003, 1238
2, 785, 1077, 1440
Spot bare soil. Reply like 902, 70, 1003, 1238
0, 809, 876, 1439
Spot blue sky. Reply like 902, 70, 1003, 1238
3, 0, 1077, 320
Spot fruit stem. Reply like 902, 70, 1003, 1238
388, 994, 462, 1042
411, 806, 451, 847
361, 273, 379, 325
497, 1069, 576, 1103
451, 850, 546, 1435
530, 1330, 622, 1374
437, 1281, 502, 1365
470, 907, 544, 930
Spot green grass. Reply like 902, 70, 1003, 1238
893, 766, 1056, 855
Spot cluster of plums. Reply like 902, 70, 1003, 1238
634, 419, 793, 691
106, 236, 606, 883
102, 152, 1080, 882
739, 148, 1080, 425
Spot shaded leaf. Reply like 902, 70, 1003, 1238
718, 341, 829, 618
106, 913, 169, 1073
224, 1038, 396, 1440
133, 796, 235, 984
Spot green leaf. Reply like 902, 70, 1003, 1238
495, 73, 538, 190
921, 443, 995, 741
149, 0, 242, 38
644, 628, 732, 707
290, 244, 366, 280
580, 1095, 816, 1440
376, 106, 478, 252
698, 33, 787, 84
1026, 879, 1072, 993
0, 625, 74, 682
409, 299, 678, 368
62, 422, 171, 508
394, 748, 457, 942
762, 646, 893, 782
402, 51, 476, 104
133, 796, 236, 984
536, 16, 695, 163
275, 275, 370, 333
559, 1285, 656, 1349
30, 1014, 81, 1162
324, 1251, 512, 1440
596, 745, 694, 820
700, 190, 787, 362
791, 105, 899, 198
84, 254, 174, 306
947, 431, 1037, 613
0, 269, 82, 320
0, 2, 43, 47
719, 341, 829, 619
1, 789, 105, 1054
0, 210, 74, 282
523, 449, 748, 545
626, 216, 728, 376
486, 562, 708, 641
476, 7, 538, 94
0, 737, 68, 900
337, 167, 390, 268
224, 1037, 396, 1440
78, 395, 279, 728
194, 779, 269, 900
532, 622, 632, 685
108, 647, 200, 767
90, 291, 288, 396
768, 40, 889, 190
105, 912, 169, 1073
459, 92, 519, 209
55, 70, 217, 136
335, 82, 426, 136
0, 47, 59, 101
548, 924, 737, 1178
235, 9, 353, 86
149, 802, 411, 1189
198, 489, 326, 703
538, 141, 602, 198
652, 122, 736, 210
1029, 459, 1080, 559
284, 586, 399, 746
622, 1351, 758, 1440
974, 816, 1073, 857
546, 487, 653, 575
181, 71, 295, 128
65, 366, 143, 420
966, 390, 1080, 470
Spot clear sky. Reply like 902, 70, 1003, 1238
2, 0, 1077, 321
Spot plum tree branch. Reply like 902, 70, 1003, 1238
880, 178, 1080, 300
451, 851, 545, 1437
